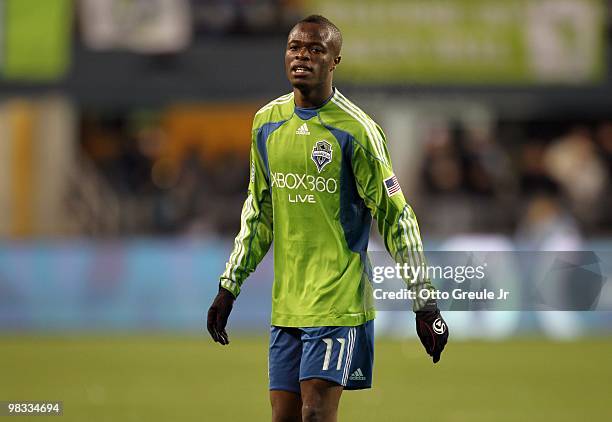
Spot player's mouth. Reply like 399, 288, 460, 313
291, 65, 313, 76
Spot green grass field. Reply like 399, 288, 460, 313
1, 336, 611, 421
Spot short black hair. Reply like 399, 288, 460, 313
296, 14, 342, 54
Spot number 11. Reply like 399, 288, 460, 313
321, 338, 346, 370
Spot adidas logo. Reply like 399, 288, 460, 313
296, 123, 310, 135
349, 368, 366, 381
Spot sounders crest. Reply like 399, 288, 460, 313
311, 140, 333, 173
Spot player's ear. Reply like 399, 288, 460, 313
331, 55, 341, 71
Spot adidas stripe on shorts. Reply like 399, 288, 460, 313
268, 320, 374, 394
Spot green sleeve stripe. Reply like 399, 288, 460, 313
334, 91, 386, 163
243, 191, 269, 277
398, 206, 432, 310
318, 112, 388, 167
332, 93, 386, 165
332, 91, 388, 166
224, 194, 251, 275
400, 205, 429, 277
255, 93, 293, 116
350, 137, 388, 168
222, 193, 256, 282
398, 206, 422, 269
404, 206, 424, 251
230, 194, 256, 280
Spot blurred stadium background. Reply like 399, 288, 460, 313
1, 0, 612, 420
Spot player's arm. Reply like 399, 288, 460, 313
207, 124, 273, 345
351, 123, 431, 308
351, 123, 449, 362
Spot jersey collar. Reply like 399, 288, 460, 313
293, 88, 337, 120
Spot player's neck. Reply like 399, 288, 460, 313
293, 85, 333, 109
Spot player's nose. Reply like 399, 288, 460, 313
296, 46, 311, 60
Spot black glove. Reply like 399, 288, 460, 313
415, 301, 449, 363
207, 286, 235, 345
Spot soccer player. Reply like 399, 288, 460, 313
207, 15, 449, 422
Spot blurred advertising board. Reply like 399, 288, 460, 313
0, 239, 273, 332
308, 0, 605, 84
1, 240, 612, 337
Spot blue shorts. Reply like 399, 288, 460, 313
268, 320, 374, 394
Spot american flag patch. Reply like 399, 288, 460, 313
384, 174, 401, 196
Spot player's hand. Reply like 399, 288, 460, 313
207, 286, 235, 345
415, 302, 449, 363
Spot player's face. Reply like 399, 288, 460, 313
285, 23, 338, 91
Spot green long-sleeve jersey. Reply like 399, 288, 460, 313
220, 89, 433, 327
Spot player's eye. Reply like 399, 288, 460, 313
288, 45, 299, 51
